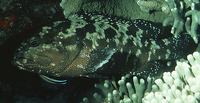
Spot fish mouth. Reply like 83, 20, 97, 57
12, 57, 36, 71
12, 53, 52, 71
12, 58, 30, 72
16, 65, 27, 70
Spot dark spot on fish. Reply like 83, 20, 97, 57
76, 24, 96, 39
42, 32, 56, 44
124, 39, 134, 50
104, 28, 117, 39
56, 20, 71, 33
76, 28, 86, 39
126, 26, 137, 36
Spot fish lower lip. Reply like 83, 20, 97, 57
12, 59, 27, 70
17, 65, 26, 70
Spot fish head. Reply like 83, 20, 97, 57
12, 21, 84, 77
12, 20, 115, 78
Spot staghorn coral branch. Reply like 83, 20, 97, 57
143, 51, 200, 103
163, 0, 185, 38
185, 2, 200, 43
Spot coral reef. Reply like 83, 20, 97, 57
82, 74, 154, 103
83, 51, 200, 103
185, 2, 200, 43
143, 51, 200, 103
138, 0, 200, 44
163, 0, 185, 38
163, 0, 200, 43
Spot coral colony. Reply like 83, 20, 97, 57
83, 51, 200, 103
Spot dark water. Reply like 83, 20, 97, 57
0, 0, 99, 102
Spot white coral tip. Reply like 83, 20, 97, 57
171, 71, 180, 79
195, 92, 200, 100
163, 72, 174, 86
193, 51, 200, 62
155, 79, 164, 90
187, 54, 195, 65
174, 98, 182, 103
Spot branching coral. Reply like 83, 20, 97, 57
185, 2, 200, 43
163, 0, 200, 44
163, 0, 185, 38
136, 0, 200, 44
142, 51, 200, 103
83, 74, 154, 103
83, 51, 200, 103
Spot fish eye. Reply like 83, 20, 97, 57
29, 37, 40, 47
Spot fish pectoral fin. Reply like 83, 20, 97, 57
39, 75, 67, 84
85, 48, 115, 73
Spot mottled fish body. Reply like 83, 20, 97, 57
13, 10, 196, 79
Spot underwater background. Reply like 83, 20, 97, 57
0, 0, 98, 102
0, 0, 200, 103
